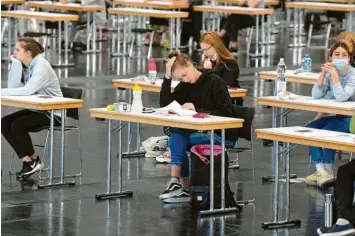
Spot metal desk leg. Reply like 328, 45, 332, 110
112, 14, 128, 57
199, 130, 240, 216
250, 15, 261, 58
170, 18, 175, 50
262, 139, 301, 229
38, 110, 75, 188
96, 120, 133, 200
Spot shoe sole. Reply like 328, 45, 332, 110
228, 164, 240, 169
156, 156, 171, 164
159, 188, 183, 200
163, 196, 191, 203
322, 229, 355, 236
317, 228, 327, 235
318, 178, 336, 188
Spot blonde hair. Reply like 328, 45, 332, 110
169, 51, 192, 73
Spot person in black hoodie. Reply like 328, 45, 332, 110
159, 51, 238, 203
199, 31, 242, 106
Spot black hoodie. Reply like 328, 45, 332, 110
160, 70, 239, 141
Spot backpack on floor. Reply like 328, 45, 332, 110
189, 145, 242, 211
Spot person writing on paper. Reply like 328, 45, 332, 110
1, 37, 63, 180
159, 51, 238, 203
304, 42, 355, 187
199, 32, 243, 106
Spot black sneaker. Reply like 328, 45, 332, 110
16, 161, 34, 180
159, 181, 183, 200
163, 189, 191, 203
24, 157, 42, 176
16, 157, 42, 177
317, 226, 330, 235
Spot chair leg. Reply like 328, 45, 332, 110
129, 33, 135, 57
147, 30, 154, 60
307, 14, 314, 48
246, 28, 253, 55
39, 130, 50, 180
350, 153, 353, 162
9, 151, 16, 175
324, 23, 331, 50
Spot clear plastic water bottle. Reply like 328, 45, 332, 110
148, 58, 157, 82
304, 54, 312, 72
131, 83, 143, 113
257, 0, 265, 8
324, 194, 333, 228
276, 58, 287, 95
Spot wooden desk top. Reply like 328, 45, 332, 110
305, 0, 355, 3
256, 126, 355, 152
27, 1, 104, 12
1, 10, 79, 21
257, 96, 355, 116
259, 70, 319, 84
215, 0, 279, 6
193, 5, 274, 15
1, 95, 84, 110
114, 0, 189, 9
1, 0, 24, 5
108, 7, 189, 18
285, 2, 355, 11
112, 79, 248, 98
90, 108, 244, 130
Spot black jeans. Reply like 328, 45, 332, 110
335, 160, 355, 224
1, 109, 60, 159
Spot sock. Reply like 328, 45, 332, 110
336, 218, 349, 225
170, 177, 180, 183
315, 163, 325, 173
324, 164, 333, 175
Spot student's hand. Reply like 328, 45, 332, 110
59, 0, 69, 4
203, 59, 213, 69
165, 57, 176, 79
324, 62, 337, 76
182, 103, 195, 111
321, 63, 327, 75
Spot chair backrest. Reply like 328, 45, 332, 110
60, 86, 82, 120
231, 105, 255, 142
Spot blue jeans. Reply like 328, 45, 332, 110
306, 116, 352, 164
169, 128, 235, 178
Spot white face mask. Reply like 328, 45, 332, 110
211, 53, 217, 61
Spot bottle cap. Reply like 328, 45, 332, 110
280, 58, 284, 62
305, 54, 309, 57
133, 83, 142, 92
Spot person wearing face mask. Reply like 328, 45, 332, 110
304, 42, 355, 188
1, 37, 63, 180
199, 32, 242, 107
158, 51, 239, 203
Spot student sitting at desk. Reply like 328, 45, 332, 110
1, 37, 63, 180
199, 32, 242, 106
304, 42, 355, 187
159, 51, 238, 202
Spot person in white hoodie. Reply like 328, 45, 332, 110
1, 37, 63, 180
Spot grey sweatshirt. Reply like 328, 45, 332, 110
1, 55, 62, 97
312, 65, 355, 102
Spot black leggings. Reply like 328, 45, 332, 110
335, 160, 355, 223
1, 109, 59, 159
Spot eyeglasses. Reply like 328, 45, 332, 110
202, 45, 213, 53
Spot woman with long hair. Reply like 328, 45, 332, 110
1, 37, 63, 180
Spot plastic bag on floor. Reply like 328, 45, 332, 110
142, 136, 169, 158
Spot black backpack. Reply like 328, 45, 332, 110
189, 145, 242, 211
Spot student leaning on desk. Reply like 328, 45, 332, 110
1, 37, 63, 181
158, 51, 240, 203
304, 41, 355, 188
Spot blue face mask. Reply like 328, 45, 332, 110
332, 58, 348, 70
211, 53, 217, 61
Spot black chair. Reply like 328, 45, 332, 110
9, 87, 83, 179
